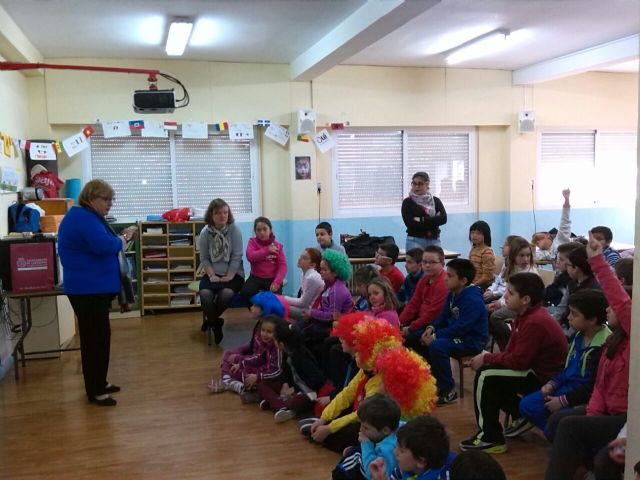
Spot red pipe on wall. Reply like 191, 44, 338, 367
0, 61, 160, 77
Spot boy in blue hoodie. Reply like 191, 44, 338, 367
515, 289, 610, 439
332, 394, 402, 480
417, 258, 488, 405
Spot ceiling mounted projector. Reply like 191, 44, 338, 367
133, 89, 176, 114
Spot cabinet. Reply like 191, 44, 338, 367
139, 221, 205, 314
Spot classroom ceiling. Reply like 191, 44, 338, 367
0, 0, 638, 81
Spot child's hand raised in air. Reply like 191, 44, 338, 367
586, 231, 603, 258
562, 188, 571, 204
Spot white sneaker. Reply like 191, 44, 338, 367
227, 380, 243, 394
274, 408, 296, 423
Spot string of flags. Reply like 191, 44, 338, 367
1, 117, 348, 160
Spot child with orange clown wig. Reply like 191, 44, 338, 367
375, 346, 438, 418
304, 317, 403, 453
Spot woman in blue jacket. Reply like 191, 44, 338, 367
58, 179, 134, 406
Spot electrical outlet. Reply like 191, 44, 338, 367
316, 182, 322, 194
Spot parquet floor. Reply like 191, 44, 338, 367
0, 309, 550, 479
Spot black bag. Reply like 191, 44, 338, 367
342, 232, 396, 258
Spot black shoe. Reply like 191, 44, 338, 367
201, 315, 210, 332
213, 318, 224, 344
89, 395, 117, 406
104, 384, 121, 394
436, 389, 458, 406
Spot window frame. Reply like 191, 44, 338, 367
331, 126, 477, 218
83, 127, 261, 222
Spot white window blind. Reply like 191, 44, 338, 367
88, 131, 259, 219
596, 132, 637, 207
334, 130, 403, 214
90, 135, 173, 218
406, 132, 471, 208
175, 135, 254, 214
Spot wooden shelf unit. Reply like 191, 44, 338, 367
139, 221, 205, 314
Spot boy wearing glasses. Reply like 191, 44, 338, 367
399, 246, 449, 352
375, 243, 404, 293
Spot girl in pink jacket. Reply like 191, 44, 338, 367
240, 216, 288, 306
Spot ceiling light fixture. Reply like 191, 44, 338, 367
444, 28, 510, 65
165, 18, 194, 56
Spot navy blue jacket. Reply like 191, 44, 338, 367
430, 285, 488, 352
58, 206, 121, 295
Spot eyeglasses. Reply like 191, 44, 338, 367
411, 181, 427, 186
422, 260, 440, 265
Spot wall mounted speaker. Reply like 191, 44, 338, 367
297, 109, 316, 134
518, 110, 535, 133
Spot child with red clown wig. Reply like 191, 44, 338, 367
302, 318, 402, 453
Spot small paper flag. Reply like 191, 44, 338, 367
83, 125, 95, 138
214, 122, 229, 132
129, 120, 145, 130
54, 141, 63, 154
331, 123, 345, 130
297, 134, 310, 143
256, 119, 271, 127
164, 121, 178, 130
2, 133, 13, 157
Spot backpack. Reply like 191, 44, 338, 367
8, 203, 41, 233
343, 232, 396, 258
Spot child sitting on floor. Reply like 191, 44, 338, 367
353, 266, 380, 311
283, 247, 324, 320
369, 416, 456, 480
365, 277, 400, 327
332, 394, 402, 480
468, 220, 495, 290
256, 318, 325, 423
207, 292, 284, 395
449, 451, 506, 480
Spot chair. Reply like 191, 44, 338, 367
452, 354, 474, 398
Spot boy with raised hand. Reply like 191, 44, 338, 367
460, 272, 567, 454
332, 394, 402, 480
368, 416, 455, 480
399, 246, 449, 351
590, 225, 621, 267
532, 188, 572, 264
418, 258, 488, 406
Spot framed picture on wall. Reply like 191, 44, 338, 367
294, 156, 311, 180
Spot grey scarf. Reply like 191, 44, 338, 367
207, 224, 231, 263
409, 191, 436, 217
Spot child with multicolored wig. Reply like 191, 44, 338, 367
207, 291, 285, 395
302, 318, 403, 453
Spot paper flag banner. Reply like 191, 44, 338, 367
29, 142, 57, 161
296, 134, 310, 143
18, 139, 26, 150
129, 120, 145, 130
102, 120, 130, 138
229, 123, 254, 141
54, 141, 63, 154
182, 122, 208, 139
83, 125, 95, 138
256, 119, 271, 127
214, 122, 229, 132
141, 120, 169, 138
62, 132, 90, 157
265, 123, 290, 146
330, 123, 345, 130
164, 121, 178, 130
313, 129, 335, 154
2, 133, 12, 157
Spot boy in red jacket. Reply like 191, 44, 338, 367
460, 272, 567, 454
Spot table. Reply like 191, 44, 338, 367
4, 288, 75, 379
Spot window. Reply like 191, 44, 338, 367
86, 129, 260, 220
332, 128, 476, 217
537, 131, 637, 208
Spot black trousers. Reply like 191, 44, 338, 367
545, 412, 626, 480
68, 294, 115, 399
323, 421, 361, 454
239, 274, 278, 306
472, 365, 540, 443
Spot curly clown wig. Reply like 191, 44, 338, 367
331, 311, 369, 349
322, 249, 352, 282
251, 291, 285, 317
374, 347, 438, 418
352, 318, 403, 371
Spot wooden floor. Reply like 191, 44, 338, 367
0, 309, 550, 479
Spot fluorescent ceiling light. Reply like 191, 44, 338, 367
445, 28, 510, 65
190, 19, 220, 47
166, 19, 193, 56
